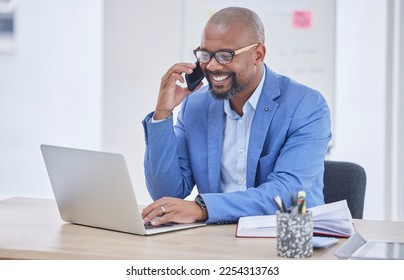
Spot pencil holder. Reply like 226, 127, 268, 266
276, 211, 313, 258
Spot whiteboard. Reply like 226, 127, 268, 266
181, 0, 335, 128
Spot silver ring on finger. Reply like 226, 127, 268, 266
160, 206, 166, 216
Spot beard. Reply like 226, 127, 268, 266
205, 70, 246, 100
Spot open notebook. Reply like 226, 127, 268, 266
236, 200, 355, 238
40, 144, 206, 235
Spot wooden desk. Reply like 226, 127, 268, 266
1, 197, 404, 260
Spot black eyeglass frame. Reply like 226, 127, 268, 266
193, 43, 260, 65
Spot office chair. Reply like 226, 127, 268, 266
323, 160, 367, 219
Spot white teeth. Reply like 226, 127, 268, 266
212, 75, 229, 81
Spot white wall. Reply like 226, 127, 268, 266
102, 0, 183, 204
328, 0, 388, 220
386, 0, 404, 221
0, 0, 103, 199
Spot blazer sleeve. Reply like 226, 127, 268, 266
142, 112, 195, 200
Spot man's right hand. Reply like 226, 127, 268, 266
153, 62, 202, 120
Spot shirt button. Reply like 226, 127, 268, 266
239, 148, 244, 154
239, 177, 246, 184
238, 119, 244, 125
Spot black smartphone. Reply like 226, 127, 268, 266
185, 61, 205, 91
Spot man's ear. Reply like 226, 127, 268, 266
255, 44, 266, 65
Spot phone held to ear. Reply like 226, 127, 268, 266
185, 61, 205, 91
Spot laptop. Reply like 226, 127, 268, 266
40, 144, 206, 235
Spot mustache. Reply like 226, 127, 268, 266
204, 70, 233, 77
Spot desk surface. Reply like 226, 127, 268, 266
1, 197, 404, 260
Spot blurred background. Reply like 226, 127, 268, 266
0, 0, 403, 221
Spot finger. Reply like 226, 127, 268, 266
169, 73, 185, 85
141, 197, 167, 215
160, 74, 186, 93
170, 62, 196, 74
162, 63, 194, 81
141, 202, 159, 220
161, 72, 182, 86
150, 208, 178, 226
141, 204, 153, 219
150, 213, 170, 226
159, 205, 167, 216
142, 199, 171, 223
142, 206, 163, 224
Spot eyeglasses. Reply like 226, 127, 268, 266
193, 43, 259, 65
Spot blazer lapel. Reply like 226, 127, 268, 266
246, 67, 280, 188
207, 99, 224, 192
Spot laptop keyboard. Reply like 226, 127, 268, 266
144, 221, 175, 230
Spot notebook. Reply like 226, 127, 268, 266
236, 200, 355, 238
40, 144, 206, 235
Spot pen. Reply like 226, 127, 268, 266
297, 191, 306, 214
273, 196, 285, 212
281, 198, 287, 213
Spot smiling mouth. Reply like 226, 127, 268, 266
211, 75, 230, 82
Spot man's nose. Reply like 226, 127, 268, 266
205, 56, 224, 72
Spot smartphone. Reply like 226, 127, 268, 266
185, 61, 205, 91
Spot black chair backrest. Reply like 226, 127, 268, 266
323, 160, 366, 219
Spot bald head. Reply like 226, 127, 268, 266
205, 7, 265, 44
199, 7, 266, 103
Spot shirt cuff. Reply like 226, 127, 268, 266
149, 113, 172, 123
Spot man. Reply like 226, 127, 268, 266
141, 7, 331, 225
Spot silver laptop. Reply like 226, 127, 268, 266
40, 144, 206, 235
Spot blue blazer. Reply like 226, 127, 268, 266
142, 65, 332, 224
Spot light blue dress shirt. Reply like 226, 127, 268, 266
221, 70, 266, 193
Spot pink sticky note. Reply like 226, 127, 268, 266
293, 11, 312, 29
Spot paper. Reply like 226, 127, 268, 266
293, 10, 312, 29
